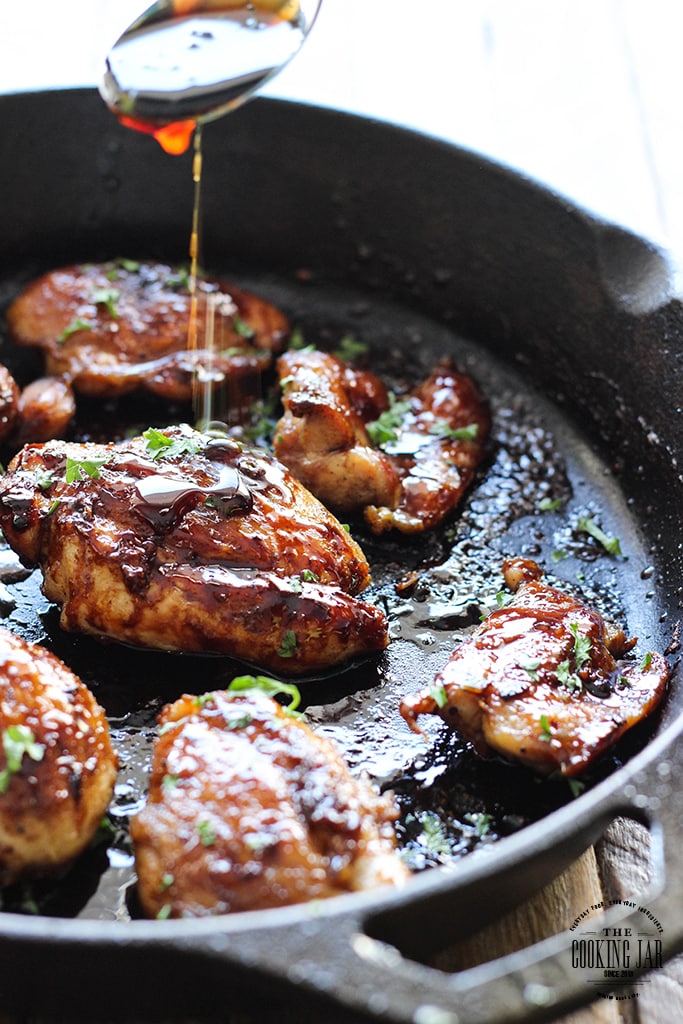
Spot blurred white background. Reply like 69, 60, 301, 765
1, 1, 683, 273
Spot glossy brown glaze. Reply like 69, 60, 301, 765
131, 687, 408, 918
0, 625, 117, 886
6, 261, 289, 400
365, 358, 490, 534
400, 558, 670, 776
274, 348, 402, 513
0, 425, 388, 674
274, 351, 489, 533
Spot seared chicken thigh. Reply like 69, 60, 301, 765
0, 626, 117, 886
6, 261, 289, 400
400, 558, 669, 776
274, 351, 489, 534
131, 684, 408, 917
274, 348, 402, 513
0, 425, 387, 675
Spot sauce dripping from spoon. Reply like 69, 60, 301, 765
99, 1, 318, 155
100, 0, 320, 425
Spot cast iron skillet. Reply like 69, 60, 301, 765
0, 88, 681, 1023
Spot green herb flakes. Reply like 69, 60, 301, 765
539, 714, 553, 742
428, 682, 448, 709
142, 427, 201, 461
197, 819, 216, 846
429, 420, 479, 441
276, 630, 298, 659
365, 393, 411, 447
576, 515, 623, 557
227, 675, 302, 715
0, 725, 45, 794
92, 287, 120, 318
65, 457, 107, 483
58, 317, 92, 343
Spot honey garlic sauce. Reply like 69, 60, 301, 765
100, 1, 311, 156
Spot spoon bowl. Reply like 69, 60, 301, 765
99, 0, 321, 139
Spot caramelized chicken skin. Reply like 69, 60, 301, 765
131, 683, 408, 918
274, 348, 402, 513
6, 261, 289, 400
0, 626, 117, 886
0, 425, 387, 675
400, 558, 669, 776
274, 351, 489, 533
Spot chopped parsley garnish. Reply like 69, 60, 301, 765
34, 469, 54, 491
570, 622, 592, 671
334, 335, 368, 362
92, 287, 120, 318
142, 427, 201, 461
276, 629, 298, 660
232, 314, 254, 339
538, 496, 566, 512
47, 499, 61, 516
556, 660, 582, 691
162, 773, 179, 790
640, 652, 653, 671
518, 657, 541, 681
577, 515, 623, 557
539, 714, 553, 742
416, 811, 451, 856
0, 725, 45, 794
65, 457, 107, 483
301, 569, 319, 583
58, 317, 92, 343
365, 393, 411, 447
554, 623, 591, 691
156, 903, 172, 920
429, 420, 479, 441
464, 812, 493, 838
287, 327, 309, 350
197, 819, 216, 846
165, 267, 191, 290
160, 873, 174, 892
551, 549, 569, 563
568, 778, 586, 798
428, 682, 448, 708
114, 258, 140, 274
227, 674, 302, 715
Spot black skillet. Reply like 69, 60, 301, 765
0, 88, 681, 1023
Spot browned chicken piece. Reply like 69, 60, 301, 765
273, 348, 402, 514
274, 351, 489, 534
0, 425, 387, 675
6, 260, 289, 400
131, 684, 409, 918
0, 625, 117, 886
15, 376, 76, 445
400, 557, 669, 777
0, 364, 20, 442
364, 359, 490, 534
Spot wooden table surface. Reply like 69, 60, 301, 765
1, 2, 682, 1022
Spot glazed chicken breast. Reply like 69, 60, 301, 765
6, 261, 289, 401
400, 558, 669, 776
0, 626, 117, 886
274, 350, 489, 534
0, 425, 387, 675
131, 683, 408, 918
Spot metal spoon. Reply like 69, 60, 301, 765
99, 1, 321, 136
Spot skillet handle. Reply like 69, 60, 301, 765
187, 744, 683, 1023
